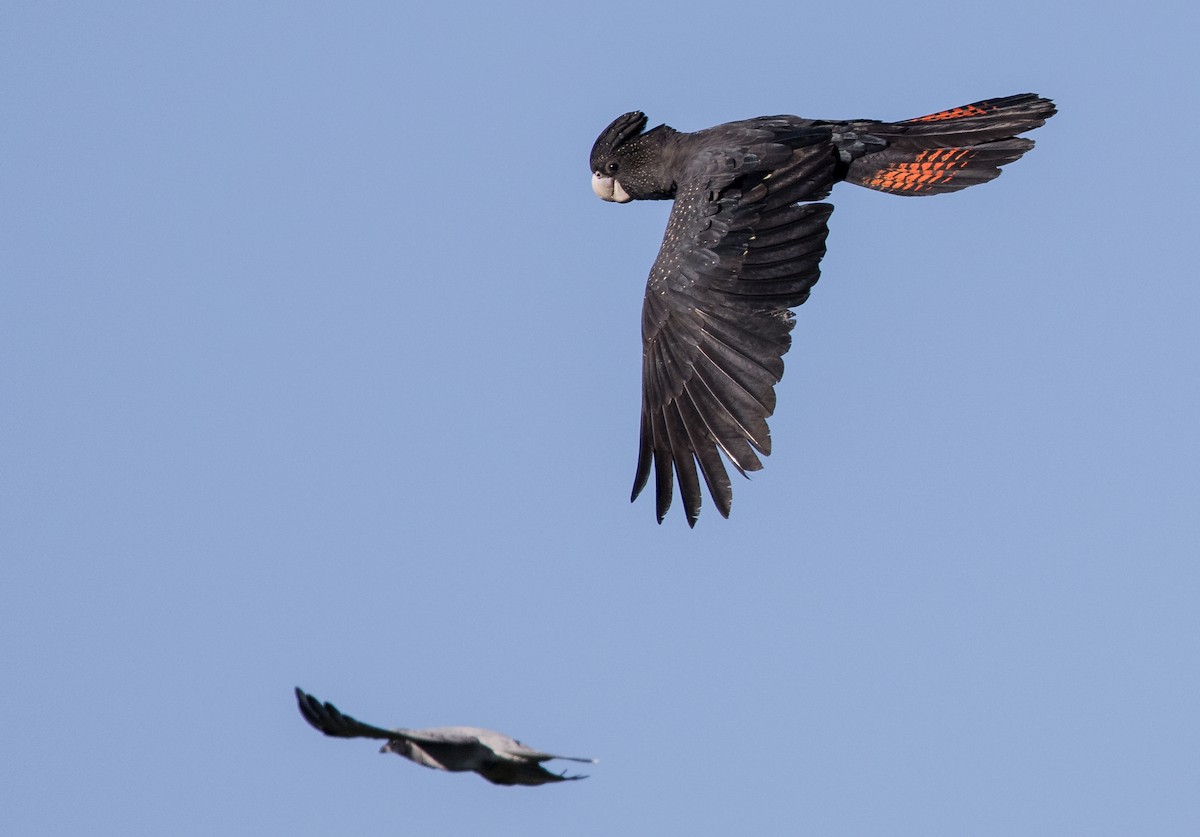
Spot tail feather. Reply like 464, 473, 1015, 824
846, 94, 1055, 196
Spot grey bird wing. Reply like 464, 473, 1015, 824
389, 731, 496, 772
491, 738, 597, 764
295, 687, 398, 740
633, 122, 837, 525
389, 727, 592, 777
409, 727, 595, 764
296, 694, 495, 771
391, 726, 497, 757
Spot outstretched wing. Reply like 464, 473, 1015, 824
295, 687, 398, 740
633, 122, 837, 525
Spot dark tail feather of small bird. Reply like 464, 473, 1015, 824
846, 94, 1055, 196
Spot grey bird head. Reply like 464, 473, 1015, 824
295, 687, 594, 787
589, 111, 678, 203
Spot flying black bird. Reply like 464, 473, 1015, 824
590, 93, 1056, 526
294, 687, 595, 786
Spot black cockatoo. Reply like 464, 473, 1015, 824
590, 94, 1056, 526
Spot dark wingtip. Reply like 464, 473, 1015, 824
295, 687, 321, 731
682, 488, 701, 527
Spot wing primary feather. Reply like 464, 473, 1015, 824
630, 411, 653, 502
651, 434, 674, 523
691, 353, 773, 454
677, 387, 733, 518
695, 333, 777, 414
683, 369, 763, 473
695, 310, 787, 377
662, 400, 703, 526
697, 330, 778, 413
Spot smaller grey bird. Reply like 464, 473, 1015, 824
294, 687, 595, 786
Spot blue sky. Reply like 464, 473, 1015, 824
3, 2, 1198, 835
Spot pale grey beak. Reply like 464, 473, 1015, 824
592, 172, 632, 203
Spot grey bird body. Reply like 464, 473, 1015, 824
294, 687, 594, 786
590, 95, 1056, 525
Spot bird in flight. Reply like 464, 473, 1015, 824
590, 93, 1056, 526
294, 687, 595, 786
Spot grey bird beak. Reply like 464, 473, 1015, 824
592, 172, 632, 203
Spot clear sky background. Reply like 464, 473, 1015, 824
3, 2, 1198, 835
